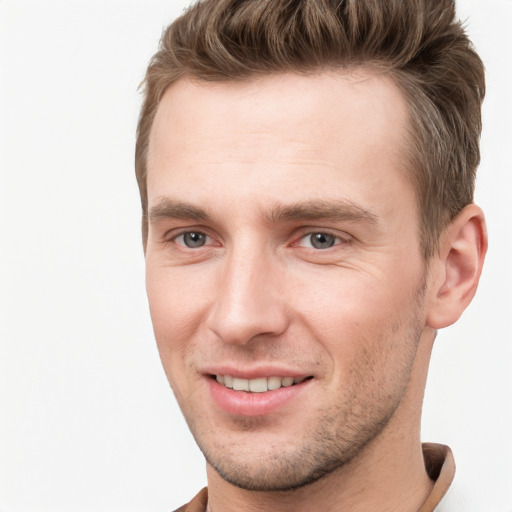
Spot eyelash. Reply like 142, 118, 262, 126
298, 231, 348, 249
171, 230, 215, 249
168, 229, 349, 251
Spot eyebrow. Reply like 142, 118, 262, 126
148, 199, 210, 223
267, 199, 379, 225
148, 198, 379, 226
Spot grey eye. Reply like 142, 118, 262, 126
182, 232, 207, 248
309, 233, 337, 249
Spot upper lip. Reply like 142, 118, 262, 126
203, 365, 312, 380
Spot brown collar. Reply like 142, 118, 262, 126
173, 487, 207, 512
418, 443, 456, 512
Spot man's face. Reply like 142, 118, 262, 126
145, 71, 433, 491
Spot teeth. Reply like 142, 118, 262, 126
248, 377, 268, 393
232, 377, 249, 391
267, 376, 282, 391
216, 375, 308, 393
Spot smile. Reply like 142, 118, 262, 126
215, 375, 308, 393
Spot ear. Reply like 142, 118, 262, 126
427, 204, 488, 329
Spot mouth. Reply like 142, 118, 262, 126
213, 374, 312, 393
207, 372, 314, 416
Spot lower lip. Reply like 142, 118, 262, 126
207, 377, 312, 417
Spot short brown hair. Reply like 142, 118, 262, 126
135, 0, 485, 257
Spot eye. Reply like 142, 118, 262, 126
299, 232, 339, 250
175, 231, 210, 248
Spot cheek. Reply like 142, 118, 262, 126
146, 276, 208, 409
297, 269, 423, 375
145, 268, 210, 373
300, 272, 405, 334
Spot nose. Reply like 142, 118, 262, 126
206, 245, 289, 345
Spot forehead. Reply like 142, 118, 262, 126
146, 70, 413, 217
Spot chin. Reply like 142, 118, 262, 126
208, 456, 344, 492
195, 413, 391, 492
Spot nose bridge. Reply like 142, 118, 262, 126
207, 237, 287, 345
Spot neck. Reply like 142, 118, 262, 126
206, 331, 436, 512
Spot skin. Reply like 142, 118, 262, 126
144, 71, 487, 511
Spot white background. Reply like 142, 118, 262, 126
0, 1, 511, 511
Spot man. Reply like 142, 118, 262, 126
135, 0, 487, 510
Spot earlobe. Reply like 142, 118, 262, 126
427, 204, 488, 329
